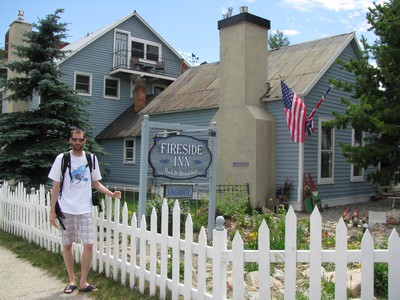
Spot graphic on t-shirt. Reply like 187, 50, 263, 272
71, 165, 89, 184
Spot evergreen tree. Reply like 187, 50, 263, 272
268, 30, 290, 50
330, 0, 400, 185
0, 9, 105, 187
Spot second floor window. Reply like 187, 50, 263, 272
104, 77, 120, 99
132, 41, 144, 58
75, 72, 92, 96
146, 45, 159, 61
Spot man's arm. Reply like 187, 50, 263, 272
92, 181, 121, 199
50, 181, 60, 227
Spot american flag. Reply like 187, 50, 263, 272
281, 81, 307, 143
305, 85, 332, 137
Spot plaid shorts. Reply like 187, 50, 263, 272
60, 213, 93, 245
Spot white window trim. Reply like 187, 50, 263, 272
124, 138, 136, 164
351, 129, 365, 182
74, 71, 92, 96
130, 80, 135, 98
103, 76, 120, 100
318, 118, 335, 184
131, 37, 162, 64
152, 83, 167, 94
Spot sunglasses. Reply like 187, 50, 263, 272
71, 137, 85, 142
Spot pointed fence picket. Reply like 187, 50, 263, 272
1, 182, 400, 299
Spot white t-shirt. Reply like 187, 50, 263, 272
48, 151, 102, 215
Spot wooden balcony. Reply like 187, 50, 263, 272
110, 50, 188, 81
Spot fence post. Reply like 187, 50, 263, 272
213, 216, 227, 299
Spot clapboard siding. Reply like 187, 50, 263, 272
266, 41, 375, 205
57, 29, 131, 135
266, 100, 300, 201
303, 42, 375, 204
53, 15, 184, 137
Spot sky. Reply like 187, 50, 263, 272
1, 0, 382, 64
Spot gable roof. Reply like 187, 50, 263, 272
98, 32, 359, 139
140, 62, 220, 115
142, 32, 358, 115
57, 10, 185, 64
267, 32, 357, 99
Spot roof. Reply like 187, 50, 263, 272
96, 105, 143, 139
142, 32, 358, 115
140, 62, 220, 115
267, 32, 357, 99
98, 32, 359, 138
56, 10, 186, 64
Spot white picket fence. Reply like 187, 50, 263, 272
1, 181, 400, 299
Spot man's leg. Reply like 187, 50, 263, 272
63, 244, 76, 285
79, 244, 93, 288
78, 213, 97, 291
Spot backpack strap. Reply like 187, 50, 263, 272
60, 151, 96, 193
85, 152, 94, 173
59, 152, 71, 196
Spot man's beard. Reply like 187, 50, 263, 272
73, 144, 84, 151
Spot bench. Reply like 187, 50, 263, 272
379, 185, 400, 209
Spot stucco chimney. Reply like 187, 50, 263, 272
213, 8, 275, 209
134, 77, 147, 113
2, 11, 32, 113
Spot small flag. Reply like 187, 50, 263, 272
281, 81, 307, 143
305, 85, 332, 137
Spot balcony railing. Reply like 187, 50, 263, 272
111, 49, 185, 79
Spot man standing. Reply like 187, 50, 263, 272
48, 128, 121, 294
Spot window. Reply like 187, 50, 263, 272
318, 120, 335, 183
153, 84, 166, 95
351, 129, 364, 182
132, 41, 144, 59
147, 45, 159, 61
131, 38, 161, 62
124, 138, 136, 164
104, 77, 120, 99
74, 72, 92, 96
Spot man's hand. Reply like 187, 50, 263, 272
112, 191, 122, 199
50, 211, 57, 228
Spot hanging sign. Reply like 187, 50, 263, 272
149, 135, 212, 180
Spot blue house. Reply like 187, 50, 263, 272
99, 9, 375, 210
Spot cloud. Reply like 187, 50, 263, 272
282, 29, 300, 36
283, 0, 374, 12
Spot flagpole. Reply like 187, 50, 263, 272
298, 140, 304, 210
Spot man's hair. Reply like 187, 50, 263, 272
70, 128, 86, 138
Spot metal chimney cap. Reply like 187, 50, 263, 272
239, 6, 248, 13
17, 10, 24, 21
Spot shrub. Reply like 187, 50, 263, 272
146, 195, 190, 234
